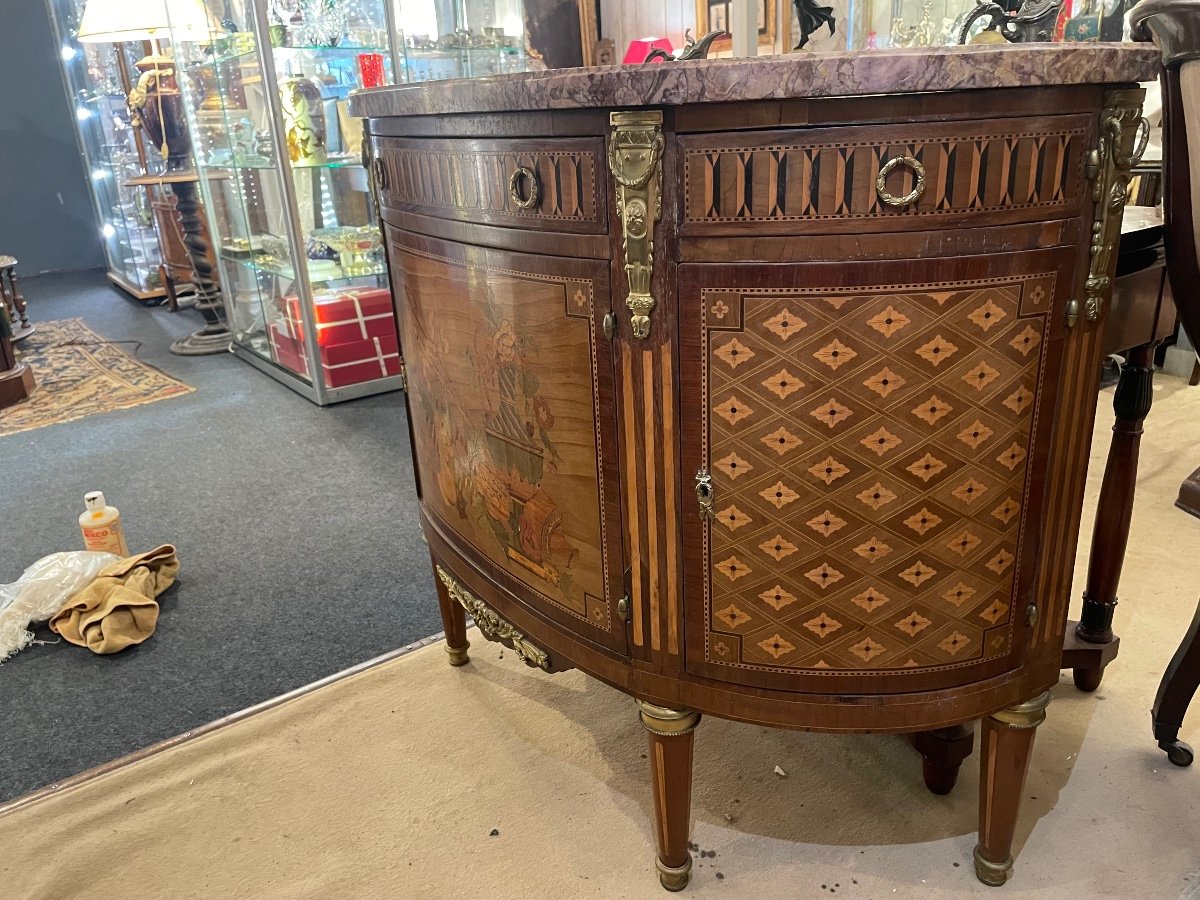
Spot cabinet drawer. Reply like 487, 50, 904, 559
374, 135, 607, 234
680, 115, 1090, 235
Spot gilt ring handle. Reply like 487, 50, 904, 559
876, 156, 926, 209
508, 166, 541, 210
371, 157, 387, 192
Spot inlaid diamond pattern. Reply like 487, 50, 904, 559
761, 426, 803, 456
702, 279, 1047, 675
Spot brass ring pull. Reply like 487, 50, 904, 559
876, 156, 926, 208
508, 166, 540, 210
371, 157, 387, 192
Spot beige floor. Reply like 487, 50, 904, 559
3, 380, 1200, 900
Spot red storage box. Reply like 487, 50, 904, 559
321, 333, 401, 388
268, 324, 308, 376
284, 287, 396, 346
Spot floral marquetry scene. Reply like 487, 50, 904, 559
393, 245, 610, 629
701, 278, 1054, 677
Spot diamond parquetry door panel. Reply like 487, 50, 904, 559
680, 252, 1073, 693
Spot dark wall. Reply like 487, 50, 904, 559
0, 1, 103, 274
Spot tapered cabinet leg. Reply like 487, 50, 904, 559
974, 691, 1051, 886
637, 700, 701, 892
432, 557, 470, 666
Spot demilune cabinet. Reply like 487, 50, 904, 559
351, 46, 1159, 891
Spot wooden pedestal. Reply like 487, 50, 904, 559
0, 362, 35, 409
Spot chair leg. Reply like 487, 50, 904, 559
432, 557, 470, 666
974, 691, 1051, 886
1153, 596, 1200, 767
637, 701, 700, 892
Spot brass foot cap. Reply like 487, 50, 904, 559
446, 644, 470, 666
656, 856, 691, 892
973, 846, 1012, 887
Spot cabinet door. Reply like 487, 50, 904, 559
387, 228, 628, 653
679, 250, 1075, 694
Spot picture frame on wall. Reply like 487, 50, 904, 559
696, 0, 777, 50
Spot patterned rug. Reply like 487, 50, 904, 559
0, 318, 194, 437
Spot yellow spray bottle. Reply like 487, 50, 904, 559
79, 491, 129, 557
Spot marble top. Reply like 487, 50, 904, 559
350, 43, 1160, 119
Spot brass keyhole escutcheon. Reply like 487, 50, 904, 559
876, 155, 926, 208
695, 470, 714, 519
508, 166, 540, 210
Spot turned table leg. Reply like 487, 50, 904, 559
432, 557, 470, 666
1068, 343, 1157, 691
167, 178, 231, 357
1153, 596, 1200, 767
910, 723, 974, 795
2, 264, 32, 340
637, 701, 700, 892
974, 691, 1051, 886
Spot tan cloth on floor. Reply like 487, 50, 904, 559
49, 545, 179, 654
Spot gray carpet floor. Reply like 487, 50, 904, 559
0, 270, 439, 802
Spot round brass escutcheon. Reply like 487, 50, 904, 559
876, 155, 926, 208
508, 165, 540, 210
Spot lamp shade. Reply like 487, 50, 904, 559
624, 37, 673, 64
76, 0, 222, 43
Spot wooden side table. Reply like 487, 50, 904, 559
1062, 207, 1178, 690
0, 303, 35, 410
0, 256, 33, 341
126, 173, 230, 356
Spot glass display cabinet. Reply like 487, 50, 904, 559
169, 0, 406, 404
47, 0, 172, 301
397, 0, 526, 81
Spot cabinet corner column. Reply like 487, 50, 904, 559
636, 700, 701, 892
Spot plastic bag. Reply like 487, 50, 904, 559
0, 551, 120, 662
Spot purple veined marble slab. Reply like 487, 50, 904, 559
349, 43, 1160, 119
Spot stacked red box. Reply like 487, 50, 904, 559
321, 333, 402, 387
269, 324, 308, 376
274, 287, 402, 388
284, 287, 395, 346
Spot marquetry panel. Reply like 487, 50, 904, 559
694, 274, 1055, 680
376, 136, 605, 232
388, 234, 626, 651
680, 117, 1088, 231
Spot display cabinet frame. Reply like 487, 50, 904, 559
46, 0, 171, 301
173, 0, 406, 404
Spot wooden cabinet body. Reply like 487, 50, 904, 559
352, 46, 1160, 888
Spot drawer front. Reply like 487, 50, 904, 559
680, 115, 1090, 235
375, 136, 607, 234
679, 249, 1077, 694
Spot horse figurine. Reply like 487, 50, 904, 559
793, 0, 836, 49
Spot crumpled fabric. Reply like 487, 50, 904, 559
49, 545, 179, 654
0, 551, 120, 662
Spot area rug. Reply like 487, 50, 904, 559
1, 384, 1199, 899
0, 318, 194, 437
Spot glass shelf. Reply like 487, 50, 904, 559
219, 251, 386, 284
199, 157, 363, 171
202, 43, 393, 68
